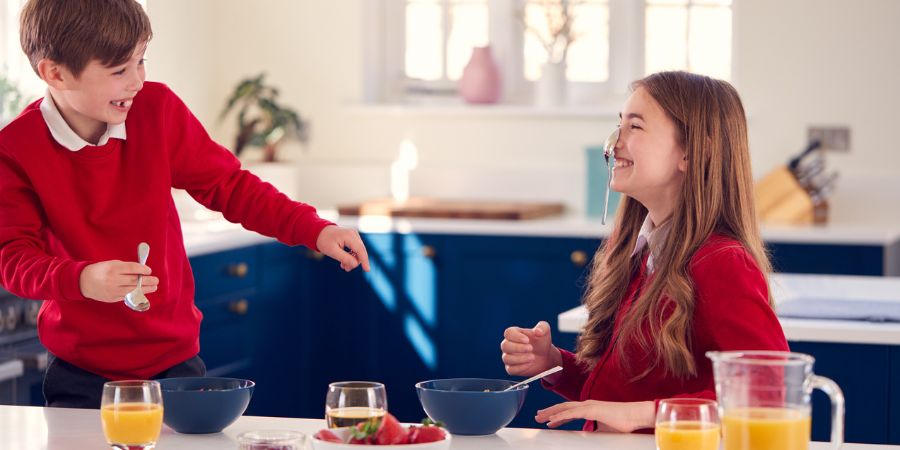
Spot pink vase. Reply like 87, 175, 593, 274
458, 46, 502, 104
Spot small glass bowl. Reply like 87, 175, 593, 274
237, 430, 308, 450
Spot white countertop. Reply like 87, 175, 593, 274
2, 405, 895, 450
334, 212, 900, 245
558, 273, 900, 346
180, 209, 900, 258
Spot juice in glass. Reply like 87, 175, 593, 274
101, 402, 164, 445
655, 421, 720, 450
722, 407, 811, 450
325, 406, 385, 428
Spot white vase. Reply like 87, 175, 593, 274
534, 62, 567, 107
243, 161, 299, 198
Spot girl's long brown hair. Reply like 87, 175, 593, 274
575, 71, 772, 379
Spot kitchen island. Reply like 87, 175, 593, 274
559, 272, 900, 345
1, 405, 896, 450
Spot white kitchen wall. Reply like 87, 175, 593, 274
144, 0, 220, 128
145, 0, 900, 217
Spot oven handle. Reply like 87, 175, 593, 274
0, 359, 24, 382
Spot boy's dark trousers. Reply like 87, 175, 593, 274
43, 354, 206, 409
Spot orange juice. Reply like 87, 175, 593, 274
655, 421, 721, 450
101, 402, 163, 445
722, 407, 811, 450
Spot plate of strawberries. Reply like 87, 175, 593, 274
312, 413, 450, 449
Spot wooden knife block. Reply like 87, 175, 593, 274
755, 166, 824, 225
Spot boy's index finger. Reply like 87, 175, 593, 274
345, 241, 370, 272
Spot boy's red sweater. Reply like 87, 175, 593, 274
0, 82, 332, 379
546, 235, 789, 431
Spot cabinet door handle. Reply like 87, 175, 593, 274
570, 250, 589, 268
227, 262, 249, 278
228, 299, 249, 315
421, 245, 436, 259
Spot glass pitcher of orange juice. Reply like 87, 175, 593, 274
707, 351, 844, 450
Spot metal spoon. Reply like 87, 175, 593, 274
124, 242, 151, 312
601, 127, 620, 225
503, 365, 563, 392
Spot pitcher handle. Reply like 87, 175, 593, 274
810, 374, 844, 449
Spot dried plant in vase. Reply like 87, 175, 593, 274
219, 73, 307, 162
519, 0, 582, 65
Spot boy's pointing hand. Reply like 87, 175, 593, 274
315, 225, 371, 272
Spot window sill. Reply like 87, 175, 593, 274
345, 103, 620, 120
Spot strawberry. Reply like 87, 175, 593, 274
409, 425, 446, 444
313, 429, 343, 443
375, 413, 408, 445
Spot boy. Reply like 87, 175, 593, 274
0, 0, 370, 408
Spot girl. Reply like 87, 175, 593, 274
500, 71, 788, 432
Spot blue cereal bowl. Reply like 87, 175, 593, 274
156, 377, 255, 434
415, 378, 527, 435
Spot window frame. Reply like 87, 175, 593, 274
363, 0, 736, 107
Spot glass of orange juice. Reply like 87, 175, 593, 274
101, 380, 164, 450
655, 398, 720, 450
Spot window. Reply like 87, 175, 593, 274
364, 0, 734, 106
645, 0, 732, 81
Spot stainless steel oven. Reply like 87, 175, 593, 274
0, 287, 46, 406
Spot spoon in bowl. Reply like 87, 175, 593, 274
503, 366, 563, 392
124, 242, 151, 312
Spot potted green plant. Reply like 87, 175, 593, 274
1, 72, 29, 128
219, 73, 307, 162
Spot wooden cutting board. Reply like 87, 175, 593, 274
337, 198, 565, 220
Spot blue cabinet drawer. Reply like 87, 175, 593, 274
198, 289, 256, 377
191, 246, 259, 302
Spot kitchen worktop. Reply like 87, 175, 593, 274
180, 209, 900, 257
2, 405, 896, 450
559, 273, 900, 346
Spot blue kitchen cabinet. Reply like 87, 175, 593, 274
767, 242, 886, 275
437, 234, 598, 429
788, 342, 890, 444
334, 233, 446, 423
191, 246, 259, 379
364, 234, 447, 423
336, 233, 598, 426
302, 243, 386, 419
890, 347, 900, 444
247, 243, 315, 417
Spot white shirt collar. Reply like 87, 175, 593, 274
40, 91, 127, 151
631, 215, 671, 273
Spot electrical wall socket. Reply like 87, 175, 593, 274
808, 126, 851, 152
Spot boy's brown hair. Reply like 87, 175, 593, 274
20, 0, 152, 78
